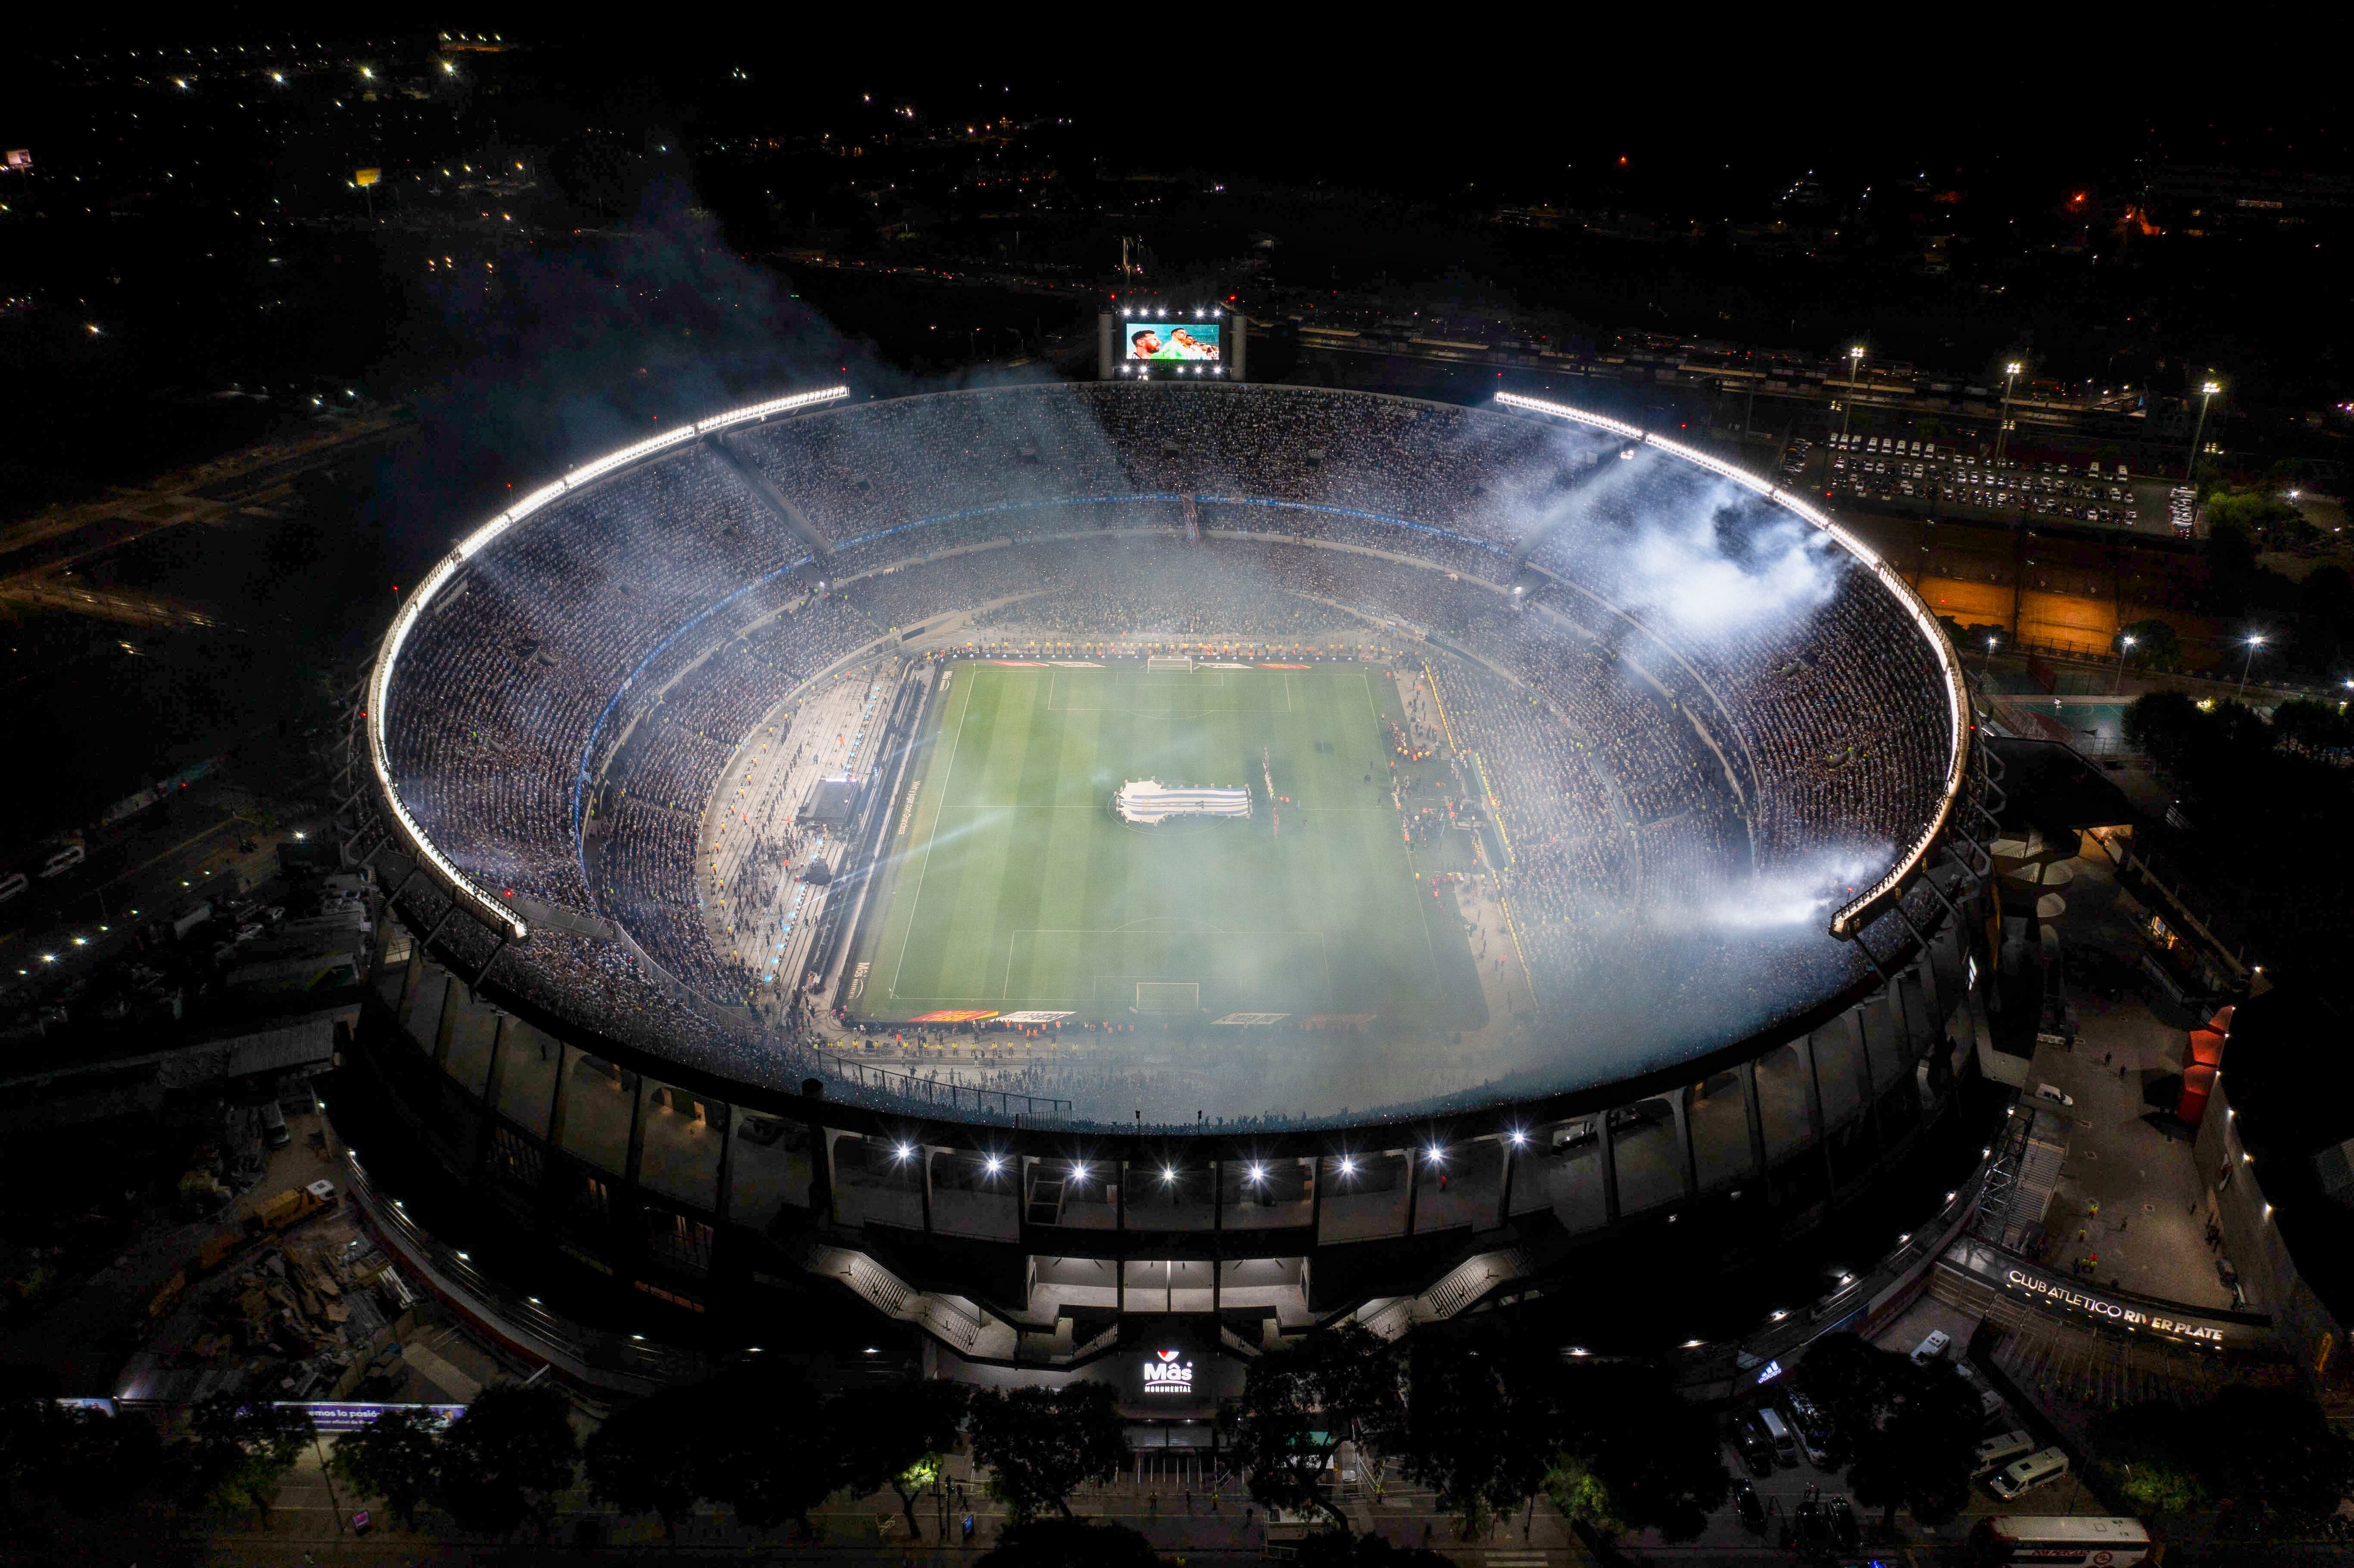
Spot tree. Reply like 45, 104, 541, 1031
2114, 619, 2179, 667
832, 1378, 968, 1541
1395, 1335, 1556, 1537
329, 1406, 444, 1529
696, 1365, 846, 1535
966, 1383, 1126, 1523
434, 1384, 578, 1537
974, 1515, 1161, 1566
2200, 1386, 2354, 1529
583, 1384, 711, 1539
172, 1395, 315, 1524
1224, 1324, 1405, 1534
1798, 1334, 1978, 1538
2271, 697, 2353, 756
1554, 1361, 1728, 1544
2090, 1402, 2208, 1518
0, 1400, 162, 1518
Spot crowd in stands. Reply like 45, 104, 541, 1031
377, 383, 1959, 1121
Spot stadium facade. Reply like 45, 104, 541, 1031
334, 381, 2004, 1399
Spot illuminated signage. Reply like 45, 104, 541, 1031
2003, 1269, 2227, 1343
1755, 1359, 1783, 1384
1142, 1348, 1195, 1395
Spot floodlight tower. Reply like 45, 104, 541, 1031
2184, 379, 2221, 486
1991, 361, 2023, 474
1840, 345, 1865, 437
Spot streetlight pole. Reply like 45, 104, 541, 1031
2238, 634, 2265, 698
2184, 379, 2221, 487
1840, 345, 1864, 438
1992, 361, 2022, 475
2114, 635, 2136, 694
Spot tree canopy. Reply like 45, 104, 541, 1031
966, 1383, 1126, 1523
2120, 691, 2354, 985
328, 1405, 444, 1530
1224, 1323, 1405, 1533
434, 1383, 579, 1537
2097, 1387, 2354, 1532
1798, 1333, 1979, 1536
0, 1399, 163, 1518
582, 1383, 712, 1537
689, 1364, 840, 1534
172, 1394, 314, 1523
1548, 1360, 1728, 1543
1395, 1335, 1558, 1537
832, 1377, 969, 1540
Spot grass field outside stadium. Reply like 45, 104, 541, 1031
846, 661, 1487, 1031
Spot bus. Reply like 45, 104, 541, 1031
1967, 1515, 2151, 1566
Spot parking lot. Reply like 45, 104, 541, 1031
1621, 1293, 2114, 1557
1822, 433, 2158, 531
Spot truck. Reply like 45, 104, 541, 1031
246, 1179, 339, 1236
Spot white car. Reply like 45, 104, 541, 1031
2035, 1083, 2075, 1109
1910, 1329, 1952, 1366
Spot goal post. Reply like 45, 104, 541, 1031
1145, 655, 1195, 674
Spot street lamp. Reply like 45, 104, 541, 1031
2185, 379, 2221, 487
1992, 361, 2023, 475
1840, 345, 1865, 438
1982, 633, 1999, 672
2114, 633, 2136, 693
2238, 633, 2265, 697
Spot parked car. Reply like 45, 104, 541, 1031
1989, 1447, 2072, 1500
1974, 1429, 2040, 1477
1733, 1479, 1766, 1533
1829, 1496, 1861, 1550
1910, 1329, 1952, 1366
1734, 1423, 1775, 1478
2035, 1083, 2076, 1109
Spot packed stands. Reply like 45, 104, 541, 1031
373, 383, 1960, 1114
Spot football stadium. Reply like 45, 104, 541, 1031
338, 381, 2003, 1393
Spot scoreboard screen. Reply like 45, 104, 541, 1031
1122, 320, 1222, 363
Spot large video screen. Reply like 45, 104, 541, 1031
1122, 320, 1221, 362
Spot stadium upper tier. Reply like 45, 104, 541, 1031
368, 382, 1967, 1127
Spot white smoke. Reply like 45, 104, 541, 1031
1503, 424, 1847, 647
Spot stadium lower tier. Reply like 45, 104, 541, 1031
329, 875, 1999, 1392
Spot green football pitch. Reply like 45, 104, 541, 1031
846, 662, 1486, 1029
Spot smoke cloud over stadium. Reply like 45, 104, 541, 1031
372, 332, 1963, 1132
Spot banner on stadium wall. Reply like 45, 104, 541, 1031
996, 1011, 1075, 1024
1212, 1013, 1289, 1026
282, 1402, 466, 1432
1301, 1013, 1378, 1029
910, 1010, 1000, 1023
1257, 663, 1312, 669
